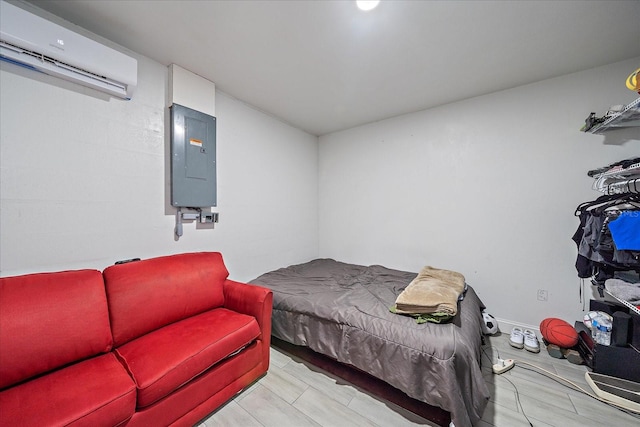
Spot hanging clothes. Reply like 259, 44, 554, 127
573, 194, 640, 286
609, 211, 640, 250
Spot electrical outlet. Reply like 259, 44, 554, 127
537, 289, 548, 302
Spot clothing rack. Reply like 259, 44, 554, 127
575, 157, 640, 289
606, 178, 640, 195
591, 160, 640, 194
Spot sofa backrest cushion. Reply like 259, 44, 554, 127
0, 270, 112, 389
103, 252, 229, 347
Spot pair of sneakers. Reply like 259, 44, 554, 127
509, 327, 540, 353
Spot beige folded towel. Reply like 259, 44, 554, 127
394, 266, 465, 316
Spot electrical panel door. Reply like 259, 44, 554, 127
170, 104, 216, 208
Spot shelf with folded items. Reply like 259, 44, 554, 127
581, 97, 640, 134
592, 163, 640, 179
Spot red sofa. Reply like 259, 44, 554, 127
0, 252, 273, 426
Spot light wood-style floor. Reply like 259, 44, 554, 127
197, 333, 640, 427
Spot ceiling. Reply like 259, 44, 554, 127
27, 0, 640, 136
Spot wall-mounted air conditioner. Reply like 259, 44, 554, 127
0, 1, 137, 99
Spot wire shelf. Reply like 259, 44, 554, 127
604, 289, 640, 317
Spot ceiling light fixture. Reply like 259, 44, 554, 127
356, 1, 380, 12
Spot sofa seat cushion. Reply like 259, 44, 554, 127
0, 353, 136, 427
115, 307, 261, 408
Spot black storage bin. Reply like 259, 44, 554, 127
575, 321, 640, 383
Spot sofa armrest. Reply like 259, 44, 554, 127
223, 280, 273, 366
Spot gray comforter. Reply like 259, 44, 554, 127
251, 259, 490, 427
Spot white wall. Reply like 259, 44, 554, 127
1, 4, 637, 331
318, 57, 640, 329
0, 49, 318, 282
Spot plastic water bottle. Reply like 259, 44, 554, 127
598, 319, 612, 346
591, 318, 600, 342
590, 313, 612, 346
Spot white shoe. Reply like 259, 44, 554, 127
509, 327, 524, 349
523, 329, 540, 353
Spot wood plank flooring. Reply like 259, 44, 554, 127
197, 333, 640, 427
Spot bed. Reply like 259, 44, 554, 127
251, 258, 490, 427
